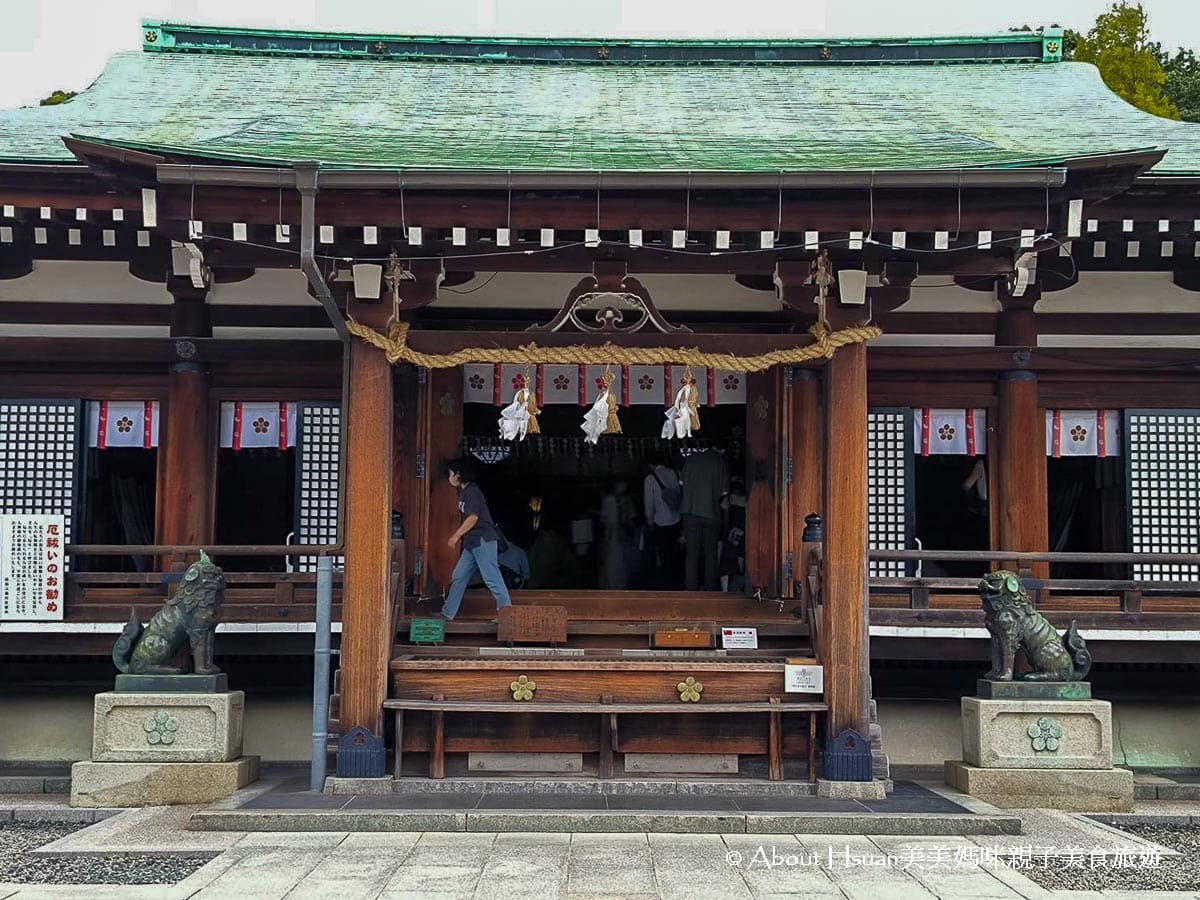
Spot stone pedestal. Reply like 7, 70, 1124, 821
71, 689, 258, 808
92, 691, 244, 762
946, 683, 1132, 812
962, 697, 1112, 770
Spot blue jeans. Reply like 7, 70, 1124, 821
442, 539, 513, 619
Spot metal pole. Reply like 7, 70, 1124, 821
310, 555, 334, 792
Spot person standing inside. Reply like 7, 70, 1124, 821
441, 459, 512, 620
643, 454, 682, 589
680, 447, 728, 591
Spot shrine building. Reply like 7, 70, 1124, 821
1, 21, 1199, 780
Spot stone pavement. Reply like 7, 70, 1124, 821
0, 810, 1190, 899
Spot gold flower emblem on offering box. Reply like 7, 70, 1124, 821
676, 676, 704, 702
510, 675, 536, 701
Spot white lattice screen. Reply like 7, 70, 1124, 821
295, 403, 341, 572
868, 408, 912, 578
0, 401, 81, 548
1126, 410, 1200, 582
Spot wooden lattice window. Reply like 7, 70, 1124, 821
0, 401, 81, 550
1126, 410, 1200, 582
868, 408, 913, 577
295, 403, 341, 572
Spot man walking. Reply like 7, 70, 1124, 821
441, 459, 512, 620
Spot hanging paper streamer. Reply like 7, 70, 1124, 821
662, 367, 701, 440
581, 367, 620, 444
497, 370, 540, 441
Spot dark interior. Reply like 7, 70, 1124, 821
462, 403, 746, 590
912, 454, 990, 577
79, 447, 157, 572
215, 447, 296, 572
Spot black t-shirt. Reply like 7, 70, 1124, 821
458, 482, 498, 549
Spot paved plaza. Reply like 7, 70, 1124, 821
2, 789, 1199, 899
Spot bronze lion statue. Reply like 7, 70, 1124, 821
112, 551, 225, 675
979, 570, 1091, 682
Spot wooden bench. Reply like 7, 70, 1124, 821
382, 698, 827, 783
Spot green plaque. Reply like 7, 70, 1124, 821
409, 618, 445, 644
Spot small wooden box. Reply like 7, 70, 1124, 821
497, 605, 568, 645
652, 627, 714, 649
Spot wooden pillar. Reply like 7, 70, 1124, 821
158, 281, 213, 551
340, 310, 395, 743
745, 369, 781, 596
158, 363, 213, 549
996, 371, 1049, 578
821, 342, 869, 742
426, 367, 464, 591
791, 368, 823, 541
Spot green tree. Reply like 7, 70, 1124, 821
38, 90, 77, 106
1160, 48, 1200, 123
1073, 2, 1179, 119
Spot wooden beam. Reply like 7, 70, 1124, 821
822, 341, 869, 746
152, 184, 1082, 232
340, 300, 395, 746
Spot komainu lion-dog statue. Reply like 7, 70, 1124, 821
112, 551, 225, 675
979, 570, 1092, 682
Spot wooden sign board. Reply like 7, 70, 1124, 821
498, 605, 568, 645
409, 618, 445, 644
653, 627, 714, 649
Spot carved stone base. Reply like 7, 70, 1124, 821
962, 697, 1112, 770
945, 761, 1133, 812
92, 691, 244, 763
70, 757, 258, 808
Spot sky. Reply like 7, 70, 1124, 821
1, 0, 1199, 109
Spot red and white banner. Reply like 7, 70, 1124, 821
0, 514, 65, 621
87, 401, 159, 449
219, 402, 298, 450
914, 408, 988, 456
1046, 410, 1121, 457
464, 365, 746, 406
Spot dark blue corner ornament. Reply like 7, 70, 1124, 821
824, 728, 872, 781
336, 725, 386, 778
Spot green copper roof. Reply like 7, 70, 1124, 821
0, 24, 1198, 174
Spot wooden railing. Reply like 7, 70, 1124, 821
59, 544, 344, 624
867, 549, 1200, 629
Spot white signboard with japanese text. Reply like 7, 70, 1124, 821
0, 515, 66, 621
784, 664, 824, 694
720, 627, 759, 650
